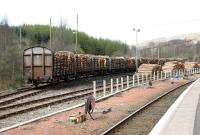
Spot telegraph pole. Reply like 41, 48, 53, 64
133, 28, 140, 72
75, 14, 78, 53
19, 25, 21, 49
49, 18, 52, 49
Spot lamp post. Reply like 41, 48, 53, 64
133, 28, 140, 72
49, 18, 51, 49
157, 46, 160, 64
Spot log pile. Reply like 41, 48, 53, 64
158, 59, 167, 66
138, 64, 162, 74
53, 51, 75, 77
127, 57, 135, 69
101, 56, 110, 69
148, 58, 159, 64
138, 58, 166, 66
111, 57, 125, 69
184, 62, 199, 70
92, 55, 109, 71
139, 58, 149, 65
75, 54, 92, 73
176, 58, 185, 63
162, 61, 185, 72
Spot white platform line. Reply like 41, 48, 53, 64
149, 78, 200, 135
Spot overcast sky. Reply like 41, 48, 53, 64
1, 0, 200, 45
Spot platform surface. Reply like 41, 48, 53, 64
149, 78, 200, 135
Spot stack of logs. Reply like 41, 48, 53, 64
184, 62, 199, 70
162, 61, 185, 72
138, 64, 162, 74
75, 54, 92, 73
176, 58, 185, 63
127, 57, 135, 69
54, 51, 75, 77
92, 55, 109, 71
111, 57, 126, 69
138, 58, 167, 66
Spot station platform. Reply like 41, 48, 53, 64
149, 78, 200, 135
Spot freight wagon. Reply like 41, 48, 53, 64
24, 46, 128, 86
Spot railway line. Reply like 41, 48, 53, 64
0, 73, 134, 121
101, 81, 192, 135
0, 87, 33, 100
0, 90, 44, 106
0, 84, 53, 101
0, 82, 130, 120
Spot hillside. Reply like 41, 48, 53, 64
140, 32, 200, 47
169, 32, 200, 41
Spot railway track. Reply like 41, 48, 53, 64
101, 81, 193, 135
0, 90, 45, 106
0, 72, 135, 104
0, 73, 134, 120
0, 72, 134, 99
0, 84, 52, 101
0, 87, 33, 100
0, 81, 127, 120
0, 81, 119, 107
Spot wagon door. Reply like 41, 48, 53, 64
32, 47, 44, 80
23, 47, 53, 83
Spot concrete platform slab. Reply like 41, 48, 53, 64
149, 78, 200, 135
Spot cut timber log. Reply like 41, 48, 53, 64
162, 61, 185, 72
111, 57, 126, 70
54, 51, 75, 78
184, 62, 199, 70
176, 58, 185, 63
75, 54, 92, 73
138, 64, 162, 74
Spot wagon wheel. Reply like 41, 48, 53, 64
33, 81, 38, 88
